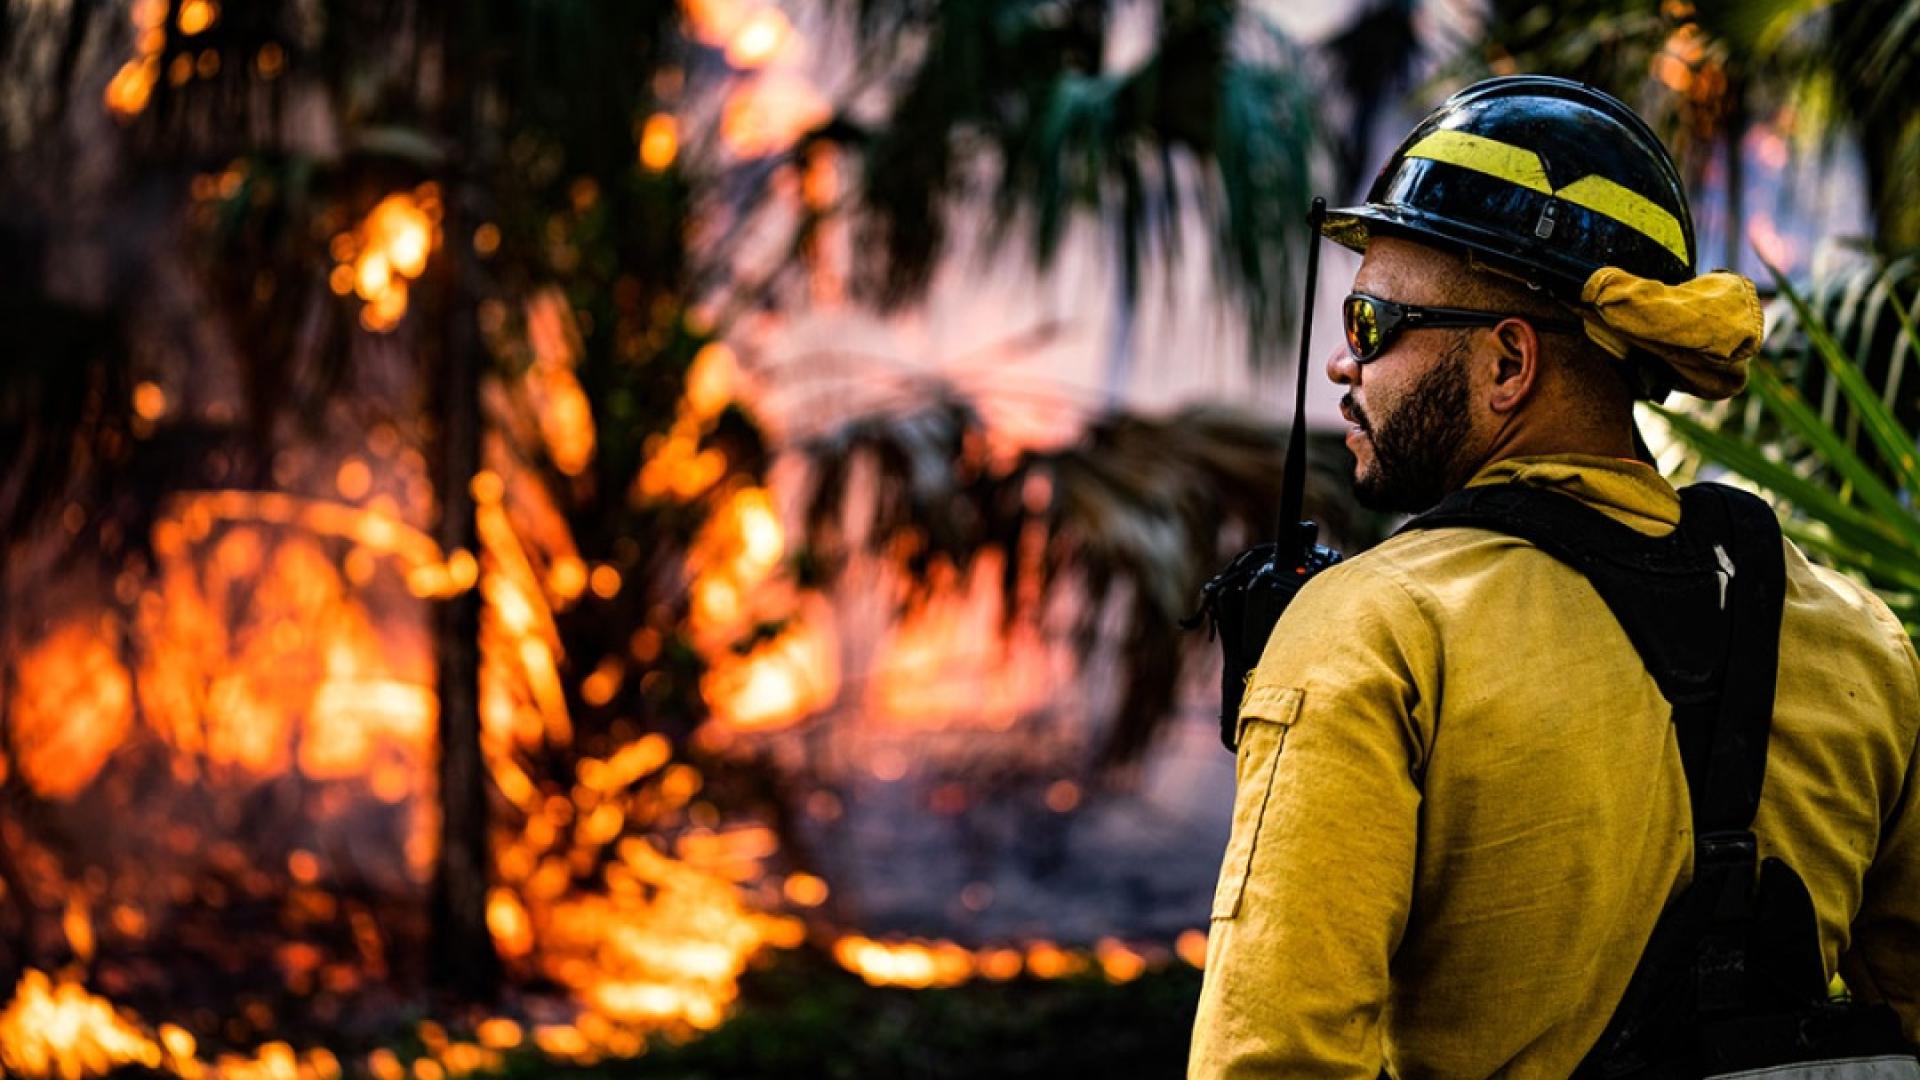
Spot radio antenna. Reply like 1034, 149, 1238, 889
1276, 198, 1327, 542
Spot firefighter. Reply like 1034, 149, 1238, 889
1189, 76, 1920, 1077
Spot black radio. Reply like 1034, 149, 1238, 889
1188, 523, 1342, 751
1188, 199, 1344, 752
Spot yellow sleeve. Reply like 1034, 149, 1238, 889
1842, 629, 1920, 1041
1188, 560, 1436, 1079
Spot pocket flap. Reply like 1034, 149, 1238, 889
1236, 683, 1303, 746
1214, 687, 1304, 920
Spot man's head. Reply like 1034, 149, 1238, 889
1314, 75, 1713, 512
1329, 236, 1639, 513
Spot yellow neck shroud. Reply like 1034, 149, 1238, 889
1579, 266, 1764, 401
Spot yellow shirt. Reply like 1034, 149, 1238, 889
1189, 454, 1920, 1079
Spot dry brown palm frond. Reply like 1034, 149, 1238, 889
793, 389, 1384, 765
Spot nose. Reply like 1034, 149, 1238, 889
1326, 344, 1359, 388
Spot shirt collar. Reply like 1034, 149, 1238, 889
1464, 454, 1681, 536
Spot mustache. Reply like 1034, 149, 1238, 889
1340, 393, 1372, 434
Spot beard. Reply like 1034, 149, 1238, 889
1345, 337, 1473, 514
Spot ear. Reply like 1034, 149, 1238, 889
1484, 317, 1541, 414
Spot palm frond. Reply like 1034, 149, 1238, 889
1762, 259, 1920, 495
1321, 0, 1421, 193
793, 388, 1383, 765
1656, 402, 1913, 561
1740, 252, 1920, 493
852, 0, 1324, 364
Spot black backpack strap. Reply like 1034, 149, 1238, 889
1665, 484, 1787, 1023
1672, 495, 1911, 1077
1402, 483, 1732, 780
1401, 482, 1831, 1075
1676, 483, 1784, 857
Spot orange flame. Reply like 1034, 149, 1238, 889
680, 485, 841, 733
104, 1, 168, 119
0, 970, 165, 1079
684, 344, 738, 424
720, 74, 831, 159
831, 936, 975, 988
530, 837, 801, 1037
639, 114, 679, 172
332, 190, 441, 333
635, 344, 742, 505
680, 0, 755, 45
0, 248, 865, 1078
826, 934, 1187, 989
1175, 928, 1209, 969
725, 8, 791, 68
137, 521, 436, 801
1095, 937, 1147, 983
869, 553, 1055, 731
11, 618, 133, 799
700, 619, 837, 731
0, 969, 368, 1078
523, 290, 597, 476
104, 58, 159, 119
176, 0, 218, 35
487, 888, 536, 961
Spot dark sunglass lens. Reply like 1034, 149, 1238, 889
1345, 296, 1380, 360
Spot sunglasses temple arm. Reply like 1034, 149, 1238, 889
1275, 197, 1326, 546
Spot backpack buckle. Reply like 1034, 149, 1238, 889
1697, 830, 1757, 865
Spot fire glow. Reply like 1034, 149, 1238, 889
631, 338, 842, 735
8, 5, 1213, 1067
0, 435, 804, 1073
1, 380, 1209, 1076
829, 934, 1200, 990
328, 189, 443, 333
103, 0, 170, 118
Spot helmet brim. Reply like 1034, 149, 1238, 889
1323, 203, 1595, 300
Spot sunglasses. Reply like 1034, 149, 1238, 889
1342, 292, 1584, 364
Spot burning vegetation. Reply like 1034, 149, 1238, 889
0, 172, 1214, 1080
0, 0, 1293, 1075
0, 366, 1213, 1076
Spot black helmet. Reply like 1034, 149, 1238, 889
1324, 75, 1696, 298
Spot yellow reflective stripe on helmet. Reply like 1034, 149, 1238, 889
1553, 175, 1689, 264
1404, 130, 1552, 193
1405, 130, 1689, 265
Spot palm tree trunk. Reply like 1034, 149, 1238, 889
427, 14, 498, 1000
428, 182, 498, 998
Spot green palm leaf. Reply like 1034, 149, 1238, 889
1741, 362, 1920, 552
1653, 403, 1916, 567
1762, 259, 1920, 498
1659, 254, 1920, 620
1737, 254, 1920, 498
